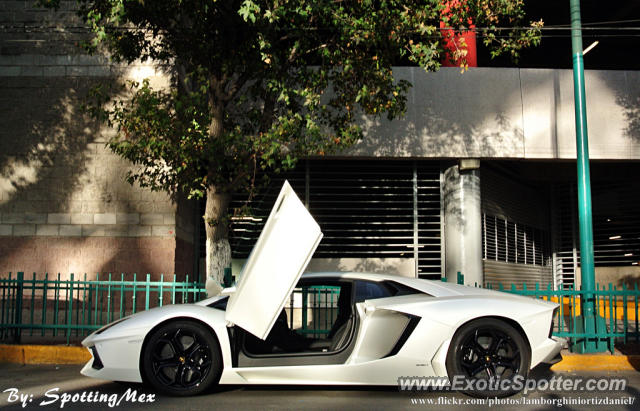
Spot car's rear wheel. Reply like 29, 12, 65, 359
141, 320, 222, 396
445, 318, 530, 398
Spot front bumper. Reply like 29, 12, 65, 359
80, 331, 145, 383
539, 336, 566, 365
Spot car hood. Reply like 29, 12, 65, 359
224, 181, 323, 340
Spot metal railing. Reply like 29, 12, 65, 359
488, 282, 640, 354
0, 272, 207, 345
287, 285, 341, 337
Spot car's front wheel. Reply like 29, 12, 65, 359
445, 318, 530, 398
141, 320, 222, 396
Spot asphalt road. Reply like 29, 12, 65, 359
0, 363, 638, 410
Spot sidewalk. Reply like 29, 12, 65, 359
551, 350, 640, 371
1, 344, 638, 371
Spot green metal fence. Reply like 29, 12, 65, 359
0, 272, 207, 345
488, 282, 640, 354
287, 285, 341, 337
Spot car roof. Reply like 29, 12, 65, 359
301, 271, 520, 299
301, 272, 459, 297
302, 271, 399, 282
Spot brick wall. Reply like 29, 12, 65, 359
0, 1, 197, 279
0, 237, 184, 280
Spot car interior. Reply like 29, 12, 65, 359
209, 278, 423, 367
242, 281, 355, 356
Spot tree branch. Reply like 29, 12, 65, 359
223, 71, 251, 103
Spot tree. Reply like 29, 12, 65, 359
41, 0, 541, 289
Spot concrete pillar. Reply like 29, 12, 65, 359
443, 162, 483, 286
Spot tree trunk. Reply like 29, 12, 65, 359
204, 186, 231, 296
204, 75, 230, 296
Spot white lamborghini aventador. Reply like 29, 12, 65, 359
81, 181, 564, 397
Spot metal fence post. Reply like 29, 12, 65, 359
223, 267, 233, 287
635, 283, 639, 343
1, 274, 8, 340
301, 287, 308, 331
14, 272, 24, 343
66, 274, 74, 345
107, 273, 112, 324
132, 273, 137, 314
145, 274, 150, 311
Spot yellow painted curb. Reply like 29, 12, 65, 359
551, 354, 640, 372
0, 344, 90, 365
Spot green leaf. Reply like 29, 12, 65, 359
52, 0, 539, 206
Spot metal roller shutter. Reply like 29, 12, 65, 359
308, 161, 414, 258
222, 160, 443, 278
416, 163, 443, 278
484, 261, 553, 290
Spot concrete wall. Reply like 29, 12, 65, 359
575, 266, 640, 290
0, 1, 195, 278
347, 67, 640, 160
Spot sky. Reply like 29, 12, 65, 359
478, 0, 640, 70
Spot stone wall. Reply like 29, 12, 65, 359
0, 1, 196, 279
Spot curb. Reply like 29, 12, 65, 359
1, 344, 639, 371
0, 344, 90, 365
550, 353, 640, 372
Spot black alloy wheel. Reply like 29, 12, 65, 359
446, 318, 530, 398
142, 320, 222, 396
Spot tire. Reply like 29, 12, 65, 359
445, 318, 531, 398
141, 320, 222, 396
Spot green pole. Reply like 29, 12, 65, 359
569, 0, 605, 353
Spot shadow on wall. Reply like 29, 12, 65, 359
0, 77, 96, 213
359, 109, 524, 159
619, 95, 640, 143
610, 72, 640, 144
305, 257, 415, 277
616, 273, 640, 290
0, 77, 97, 277
0, 76, 179, 279
349, 68, 526, 159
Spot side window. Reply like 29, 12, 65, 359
207, 296, 229, 310
354, 281, 393, 303
385, 281, 425, 297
